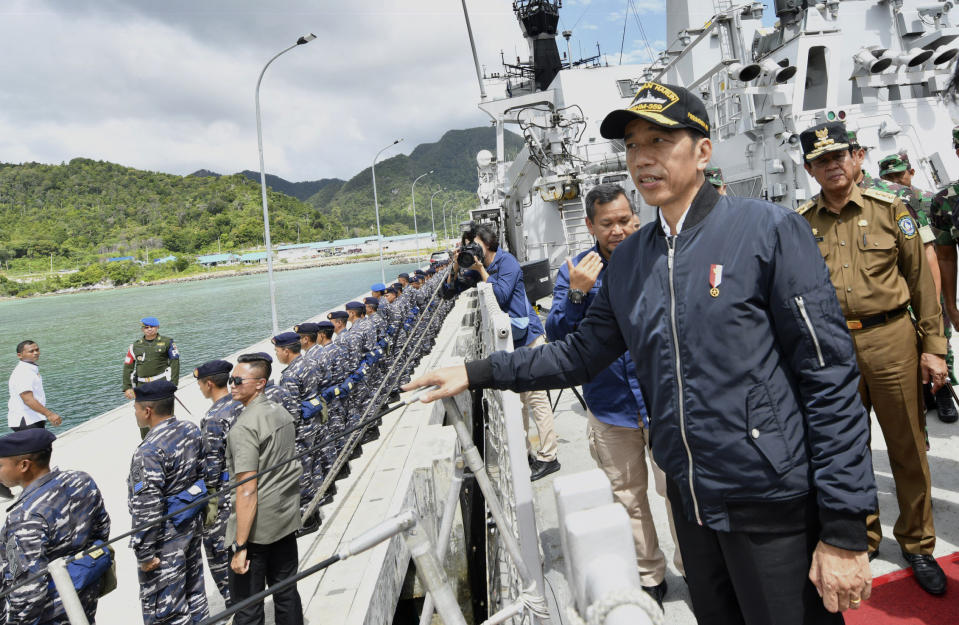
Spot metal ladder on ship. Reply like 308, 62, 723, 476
559, 197, 594, 260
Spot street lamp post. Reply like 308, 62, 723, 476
442, 198, 453, 243
429, 188, 442, 249
256, 33, 315, 335
411, 170, 433, 263
372, 138, 403, 284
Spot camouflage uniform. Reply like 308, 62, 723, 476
931, 182, 959, 384
307, 343, 341, 470
128, 418, 208, 625
198, 395, 242, 603
861, 172, 936, 243
279, 355, 324, 514
0, 469, 110, 625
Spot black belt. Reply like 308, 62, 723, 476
845, 308, 908, 331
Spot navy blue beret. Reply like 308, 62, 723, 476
370, 282, 387, 292
364, 297, 379, 308
140, 316, 160, 327
414, 269, 425, 275
0, 429, 56, 457
317, 321, 334, 330
294, 322, 320, 334
134, 379, 177, 402
249, 352, 273, 363
328, 310, 349, 320
386, 286, 397, 294
194, 359, 232, 379
398, 273, 410, 280
271, 332, 301, 347
345, 301, 365, 311
426, 267, 436, 275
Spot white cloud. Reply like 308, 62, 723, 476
0, 0, 523, 181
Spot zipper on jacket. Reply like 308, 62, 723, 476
795, 296, 825, 368
666, 236, 702, 525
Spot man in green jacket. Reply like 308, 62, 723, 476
122, 316, 180, 437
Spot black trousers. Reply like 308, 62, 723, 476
228, 531, 303, 625
11, 419, 45, 432
667, 480, 843, 625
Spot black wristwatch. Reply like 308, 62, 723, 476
568, 289, 586, 304
232, 541, 247, 553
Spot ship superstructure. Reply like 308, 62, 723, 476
471, 0, 959, 272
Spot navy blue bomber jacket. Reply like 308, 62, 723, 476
467, 181, 877, 549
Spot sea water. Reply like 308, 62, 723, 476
0, 260, 421, 429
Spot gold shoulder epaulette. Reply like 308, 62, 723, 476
862, 187, 897, 204
796, 200, 815, 215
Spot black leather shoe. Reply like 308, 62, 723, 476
868, 549, 879, 562
936, 386, 958, 423
527, 454, 536, 466
641, 580, 668, 609
902, 552, 946, 595
335, 463, 351, 481
530, 458, 561, 481
296, 512, 322, 537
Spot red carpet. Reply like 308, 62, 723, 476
844, 552, 959, 624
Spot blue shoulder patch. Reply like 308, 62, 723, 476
134, 481, 144, 493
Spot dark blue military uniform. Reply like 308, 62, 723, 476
0, 468, 111, 624
199, 395, 242, 603
128, 416, 209, 624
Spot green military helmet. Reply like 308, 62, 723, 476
953, 125, 959, 149
879, 152, 911, 177
705, 166, 724, 188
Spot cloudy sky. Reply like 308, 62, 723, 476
0, 0, 686, 182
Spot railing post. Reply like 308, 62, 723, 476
48, 558, 90, 625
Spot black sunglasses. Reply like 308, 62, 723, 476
228, 376, 263, 386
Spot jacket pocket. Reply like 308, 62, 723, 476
746, 384, 793, 474
857, 232, 897, 274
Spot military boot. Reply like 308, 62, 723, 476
935, 386, 958, 423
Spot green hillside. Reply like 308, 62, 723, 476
308, 127, 525, 236
0, 158, 344, 272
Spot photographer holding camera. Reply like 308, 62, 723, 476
443, 224, 560, 480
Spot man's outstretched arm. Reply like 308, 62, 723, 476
405, 278, 628, 402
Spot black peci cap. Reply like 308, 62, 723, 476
800, 122, 851, 161
600, 82, 710, 139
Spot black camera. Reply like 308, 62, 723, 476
457, 242, 484, 268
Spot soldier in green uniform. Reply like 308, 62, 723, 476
929, 126, 959, 423
704, 166, 726, 195
879, 152, 959, 422
122, 317, 180, 437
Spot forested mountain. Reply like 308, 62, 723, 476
0, 126, 524, 271
0, 159, 344, 270
308, 127, 525, 236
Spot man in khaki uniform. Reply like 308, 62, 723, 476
798, 121, 948, 596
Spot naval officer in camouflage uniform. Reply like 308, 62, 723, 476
273, 332, 324, 531
123, 317, 180, 438
128, 380, 209, 624
0, 429, 111, 624
798, 121, 948, 596
194, 359, 243, 604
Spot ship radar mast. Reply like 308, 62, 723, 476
513, 0, 564, 91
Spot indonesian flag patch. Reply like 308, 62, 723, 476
709, 264, 723, 298
124, 345, 135, 365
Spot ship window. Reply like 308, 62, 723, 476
803, 46, 828, 111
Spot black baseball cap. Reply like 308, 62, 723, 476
600, 82, 710, 139
800, 122, 851, 161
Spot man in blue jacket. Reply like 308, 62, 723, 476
407, 82, 876, 623
444, 224, 561, 481
547, 182, 682, 605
